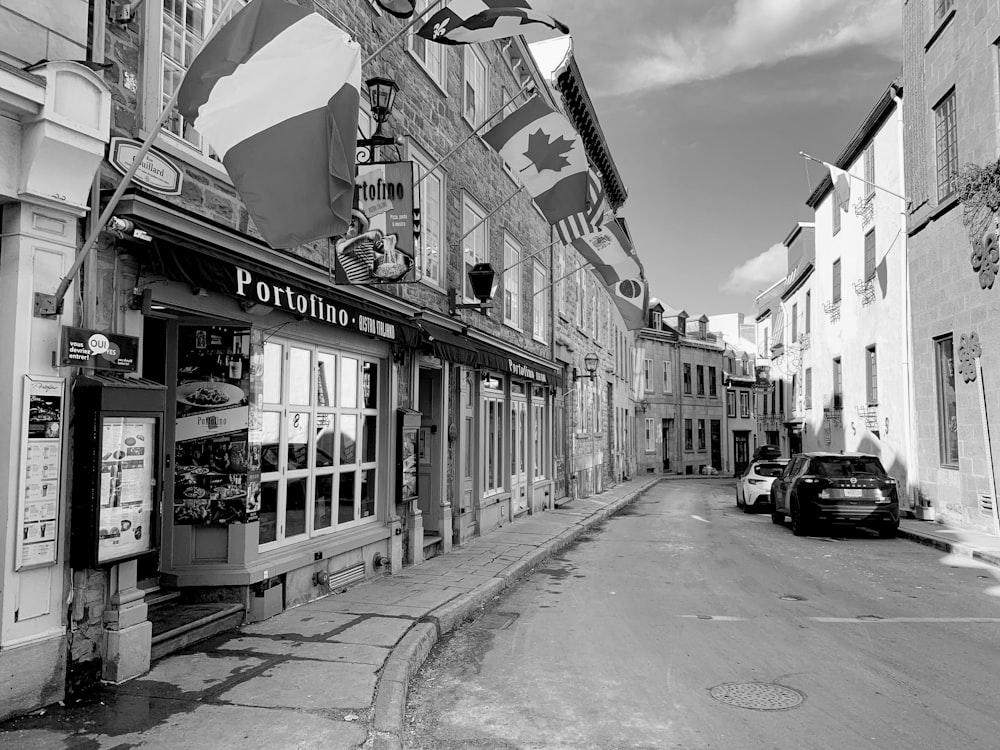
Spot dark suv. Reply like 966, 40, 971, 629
770, 452, 899, 537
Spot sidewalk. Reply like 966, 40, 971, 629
898, 516, 1000, 568
0, 477, 661, 750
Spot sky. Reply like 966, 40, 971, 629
530, 0, 902, 319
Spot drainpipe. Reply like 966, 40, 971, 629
891, 84, 918, 514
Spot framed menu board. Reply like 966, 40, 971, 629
97, 417, 157, 564
16, 376, 65, 570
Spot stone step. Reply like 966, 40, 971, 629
149, 602, 244, 662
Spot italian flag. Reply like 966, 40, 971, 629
177, 0, 361, 249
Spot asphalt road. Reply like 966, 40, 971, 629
404, 478, 1000, 750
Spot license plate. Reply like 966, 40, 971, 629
843, 489, 863, 498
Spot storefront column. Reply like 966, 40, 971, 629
407, 505, 424, 565
101, 559, 150, 683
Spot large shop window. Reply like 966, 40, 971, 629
482, 375, 506, 496
258, 338, 381, 549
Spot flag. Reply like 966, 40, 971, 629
483, 95, 588, 225
610, 276, 649, 331
176, 0, 360, 249
554, 169, 611, 245
571, 217, 641, 285
375, 0, 415, 18
418, 0, 568, 46
824, 161, 851, 211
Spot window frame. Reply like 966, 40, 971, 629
662, 360, 672, 394
708, 366, 717, 397
739, 391, 750, 418
833, 357, 843, 409
697, 419, 706, 451
727, 391, 737, 418
832, 192, 841, 235
463, 45, 489, 127
832, 258, 842, 303
866, 344, 879, 406
684, 419, 693, 451
791, 302, 798, 341
696, 365, 705, 396
408, 141, 446, 289
934, 89, 959, 202
805, 367, 812, 409
683, 363, 692, 395
643, 358, 652, 392
864, 230, 877, 282
935, 334, 959, 467
863, 142, 876, 201
532, 261, 548, 343
644, 418, 655, 453
408, 0, 447, 90
502, 232, 522, 330
462, 193, 489, 303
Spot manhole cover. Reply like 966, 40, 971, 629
779, 594, 806, 601
709, 682, 805, 711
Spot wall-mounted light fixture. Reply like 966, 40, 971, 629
573, 352, 599, 381
640, 398, 650, 413
109, 0, 143, 26
449, 262, 496, 315
357, 76, 400, 163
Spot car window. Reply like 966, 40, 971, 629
755, 462, 785, 478
812, 457, 887, 478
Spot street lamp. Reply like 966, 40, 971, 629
357, 76, 399, 163
448, 263, 497, 315
639, 398, 649, 413
574, 352, 599, 382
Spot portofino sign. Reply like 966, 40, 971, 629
108, 137, 183, 195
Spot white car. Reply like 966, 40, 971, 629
736, 459, 789, 513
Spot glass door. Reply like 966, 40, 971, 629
510, 387, 528, 515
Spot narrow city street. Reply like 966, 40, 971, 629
404, 478, 1000, 750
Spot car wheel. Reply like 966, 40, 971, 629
790, 500, 808, 536
771, 507, 785, 525
878, 523, 897, 539
742, 497, 753, 514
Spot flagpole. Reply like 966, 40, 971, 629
362, 0, 444, 66
502, 238, 560, 273
46, 0, 242, 315
534, 260, 594, 296
414, 81, 534, 188
800, 151, 908, 203
458, 185, 524, 244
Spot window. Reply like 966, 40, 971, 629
935, 335, 959, 466
258, 339, 381, 549
699, 320, 707, 338
645, 418, 654, 452
832, 259, 842, 303
462, 195, 488, 301
697, 419, 706, 451
805, 291, 811, 333
778, 380, 784, 414
935, 90, 958, 201
652, 311, 662, 329
503, 233, 521, 329
864, 142, 875, 201
157, 0, 244, 159
532, 262, 548, 342
864, 230, 876, 281
727, 391, 736, 417
410, 144, 444, 287
532, 388, 548, 480
483, 375, 507, 489
791, 303, 798, 341
833, 357, 843, 408
763, 328, 769, 355
866, 345, 878, 405
805, 368, 812, 409
763, 392, 769, 415
935, 0, 954, 22
696, 365, 705, 395
409, 0, 446, 87
683, 363, 692, 394
832, 192, 841, 235
708, 366, 717, 397
678, 317, 686, 336
663, 360, 672, 393
463, 46, 488, 126
644, 358, 652, 392
739, 392, 750, 418
684, 419, 693, 451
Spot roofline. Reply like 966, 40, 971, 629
805, 77, 903, 208
557, 56, 628, 209
780, 263, 814, 301
783, 221, 814, 247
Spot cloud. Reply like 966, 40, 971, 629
722, 243, 786, 293
623, 0, 900, 93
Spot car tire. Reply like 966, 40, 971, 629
790, 500, 808, 537
878, 523, 898, 539
771, 509, 784, 525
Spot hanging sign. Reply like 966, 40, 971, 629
62, 327, 139, 371
334, 161, 416, 286
108, 136, 183, 195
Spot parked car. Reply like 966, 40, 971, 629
770, 452, 900, 537
736, 459, 788, 513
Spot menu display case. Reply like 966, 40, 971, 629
71, 375, 166, 568
397, 408, 421, 505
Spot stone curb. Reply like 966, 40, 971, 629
368, 479, 658, 749
896, 526, 1000, 569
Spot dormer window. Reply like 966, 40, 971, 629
699, 321, 707, 339
652, 311, 662, 330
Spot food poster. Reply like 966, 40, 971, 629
174, 326, 252, 525
17, 377, 65, 569
98, 417, 156, 563
245, 326, 264, 523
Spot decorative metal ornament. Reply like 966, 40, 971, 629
971, 231, 999, 289
957, 331, 982, 383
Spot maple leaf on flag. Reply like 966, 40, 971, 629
523, 129, 575, 173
